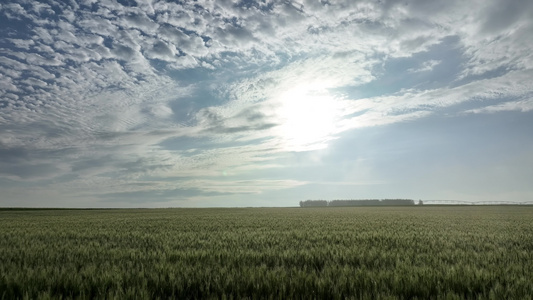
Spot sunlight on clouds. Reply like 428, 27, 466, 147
274, 84, 343, 151
1, 0, 533, 207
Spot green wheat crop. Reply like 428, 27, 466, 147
1, 206, 532, 299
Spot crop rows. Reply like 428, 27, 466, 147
1, 206, 532, 299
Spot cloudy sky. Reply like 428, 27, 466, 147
1, 0, 532, 207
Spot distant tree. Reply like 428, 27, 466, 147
380, 199, 415, 206
300, 200, 328, 207
301, 199, 416, 207
419, 200, 424, 205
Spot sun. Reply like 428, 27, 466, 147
275, 84, 342, 151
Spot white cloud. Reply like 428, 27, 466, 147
7, 38, 35, 50
408, 60, 441, 73
337, 69, 533, 128
0, 74, 18, 92
144, 40, 177, 62
464, 99, 533, 114
1, 0, 532, 206
1, 3, 26, 19
456, 0, 533, 77
168, 55, 199, 69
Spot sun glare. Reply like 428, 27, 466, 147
275, 85, 342, 151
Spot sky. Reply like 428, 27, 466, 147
0, 0, 532, 208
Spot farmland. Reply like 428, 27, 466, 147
1, 206, 532, 299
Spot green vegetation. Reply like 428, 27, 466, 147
1, 206, 532, 299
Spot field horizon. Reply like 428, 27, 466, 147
2, 202, 533, 211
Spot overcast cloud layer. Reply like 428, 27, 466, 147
1, 0, 532, 207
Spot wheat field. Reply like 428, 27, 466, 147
1, 206, 532, 299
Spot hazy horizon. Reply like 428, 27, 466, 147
1, 0, 532, 208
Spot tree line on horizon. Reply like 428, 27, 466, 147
299, 199, 420, 207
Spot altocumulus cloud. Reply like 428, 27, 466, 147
0, 0, 532, 207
